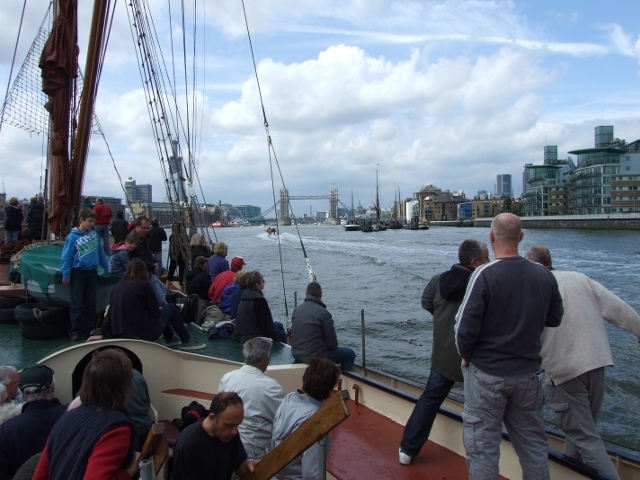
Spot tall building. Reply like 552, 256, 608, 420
125, 177, 153, 203
496, 174, 512, 197
522, 146, 573, 216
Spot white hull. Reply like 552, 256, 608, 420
35, 339, 638, 480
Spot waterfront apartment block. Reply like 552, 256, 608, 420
413, 185, 468, 221
522, 126, 640, 216
522, 146, 573, 216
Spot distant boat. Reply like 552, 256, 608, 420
371, 167, 386, 232
344, 190, 359, 231
211, 221, 232, 228
344, 222, 360, 231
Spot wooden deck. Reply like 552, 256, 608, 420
328, 398, 506, 480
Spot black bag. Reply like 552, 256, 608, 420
173, 400, 208, 432
181, 294, 200, 325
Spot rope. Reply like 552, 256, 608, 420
0, 0, 30, 135
240, 0, 318, 322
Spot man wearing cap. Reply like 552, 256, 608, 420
93, 198, 113, 256
208, 256, 246, 303
0, 365, 66, 480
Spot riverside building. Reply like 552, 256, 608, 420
522, 126, 640, 216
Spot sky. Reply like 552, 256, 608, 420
1, 0, 640, 217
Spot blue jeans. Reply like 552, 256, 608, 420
70, 268, 98, 337
400, 366, 456, 457
150, 274, 168, 306
94, 224, 110, 256
153, 251, 163, 274
462, 362, 550, 480
4, 230, 20, 244
323, 347, 356, 372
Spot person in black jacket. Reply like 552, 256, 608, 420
110, 210, 129, 244
189, 232, 211, 267
4, 197, 23, 244
148, 218, 167, 274
186, 256, 211, 300
0, 365, 66, 480
27, 197, 46, 241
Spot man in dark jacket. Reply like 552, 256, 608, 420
0, 365, 66, 480
399, 239, 489, 465
148, 218, 167, 274
27, 197, 46, 241
290, 282, 355, 371
110, 210, 129, 244
3, 197, 23, 244
455, 213, 563, 480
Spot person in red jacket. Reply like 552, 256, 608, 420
93, 198, 113, 256
208, 256, 246, 302
32, 348, 140, 480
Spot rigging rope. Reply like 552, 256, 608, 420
0, 0, 31, 135
241, 0, 318, 323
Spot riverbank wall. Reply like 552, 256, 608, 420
472, 213, 640, 230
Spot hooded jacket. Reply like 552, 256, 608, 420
185, 266, 211, 300
4, 204, 23, 231
60, 228, 109, 281
421, 264, 474, 382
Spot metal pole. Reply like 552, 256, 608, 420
360, 309, 366, 371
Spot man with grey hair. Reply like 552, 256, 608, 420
526, 245, 640, 479
218, 337, 285, 458
0, 366, 22, 404
399, 239, 489, 465
0, 365, 66, 480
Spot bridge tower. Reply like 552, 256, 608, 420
328, 185, 339, 224
279, 188, 291, 226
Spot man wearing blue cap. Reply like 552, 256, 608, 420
0, 365, 66, 480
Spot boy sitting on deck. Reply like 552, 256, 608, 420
60, 208, 110, 342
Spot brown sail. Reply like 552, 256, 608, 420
39, 0, 79, 236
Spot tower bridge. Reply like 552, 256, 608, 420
278, 186, 340, 224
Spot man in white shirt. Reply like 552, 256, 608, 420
218, 337, 285, 458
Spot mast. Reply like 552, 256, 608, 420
69, 0, 111, 226
375, 166, 380, 224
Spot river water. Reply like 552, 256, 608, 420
203, 224, 640, 453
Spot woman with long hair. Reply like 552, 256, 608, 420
232, 271, 286, 343
90, 258, 204, 350
32, 349, 139, 479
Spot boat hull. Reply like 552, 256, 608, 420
31, 339, 638, 480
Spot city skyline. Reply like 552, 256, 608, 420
1, 1, 639, 212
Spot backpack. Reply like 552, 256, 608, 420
173, 400, 208, 432
181, 294, 200, 325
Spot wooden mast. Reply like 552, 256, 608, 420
68, 0, 110, 227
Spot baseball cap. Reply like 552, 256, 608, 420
19, 365, 54, 394
230, 256, 246, 268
